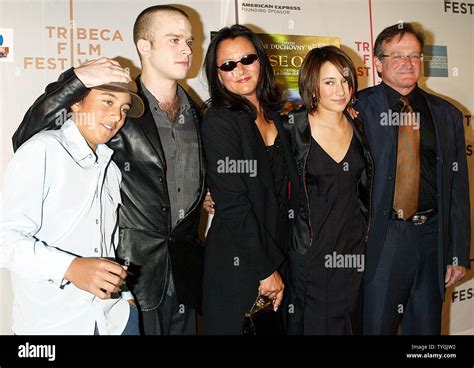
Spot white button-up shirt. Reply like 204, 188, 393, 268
0, 119, 130, 335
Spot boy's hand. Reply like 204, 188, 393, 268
64, 257, 128, 299
74, 58, 132, 88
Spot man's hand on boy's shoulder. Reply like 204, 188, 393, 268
64, 257, 128, 299
74, 58, 132, 88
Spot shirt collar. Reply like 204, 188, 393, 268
61, 119, 114, 167
382, 82, 421, 111
176, 85, 191, 114
141, 81, 190, 115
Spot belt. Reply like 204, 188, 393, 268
390, 209, 437, 225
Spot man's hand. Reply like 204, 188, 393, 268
64, 257, 128, 299
259, 271, 285, 312
74, 58, 132, 88
203, 190, 215, 214
445, 265, 467, 288
346, 105, 359, 120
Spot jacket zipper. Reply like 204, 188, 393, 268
366, 148, 374, 240
303, 142, 313, 247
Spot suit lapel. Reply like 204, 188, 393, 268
135, 77, 166, 168
422, 90, 444, 158
135, 108, 167, 168
374, 84, 396, 140
271, 110, 298, 185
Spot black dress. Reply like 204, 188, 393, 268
265, 136, 289, 255
303, 134, 365, 335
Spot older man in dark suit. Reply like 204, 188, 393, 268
355, 23, 470, 335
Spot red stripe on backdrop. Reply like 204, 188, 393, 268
70, 0, 74, 68
368, 0, 376, 86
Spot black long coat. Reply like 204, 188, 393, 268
200, 106, 297, 334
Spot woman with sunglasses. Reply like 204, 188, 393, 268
285, 46, 373, 335
200, 24, 297, 334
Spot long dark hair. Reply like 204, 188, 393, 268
203, 24, 282, 120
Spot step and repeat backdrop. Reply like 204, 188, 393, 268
1, 0, 473, 335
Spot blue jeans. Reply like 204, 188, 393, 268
94, 304, 140, 335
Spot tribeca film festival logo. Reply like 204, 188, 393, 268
24, 24, 124, 70
18, 342, 56, 362
325, 251, 365, 272
217, 157, 258, 177
444, 1, 474, 14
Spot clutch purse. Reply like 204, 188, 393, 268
242, 293, 283, 335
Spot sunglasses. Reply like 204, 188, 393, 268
217, 54, 259, 72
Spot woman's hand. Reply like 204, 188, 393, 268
259, 271, 285, 311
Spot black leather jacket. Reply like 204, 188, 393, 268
12, 68, 206, 312
283, 107, 374, 255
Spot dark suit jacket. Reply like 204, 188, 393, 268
200, 105, 297, 334
355, 83, 470, 298
12, 68, 206, 311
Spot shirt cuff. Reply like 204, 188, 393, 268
43, 248, 76, 287
121, 291, 134, 301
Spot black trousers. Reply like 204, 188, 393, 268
363, 214, 443, 335
140, 277, 197, 336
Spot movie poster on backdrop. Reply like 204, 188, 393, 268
236, 0, 374, 90
258, 33, 339, 103
211, 30, 339, 103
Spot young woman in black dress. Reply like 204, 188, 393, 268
285, 46, 374, 335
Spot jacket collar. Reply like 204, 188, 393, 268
133, 76, 167, 167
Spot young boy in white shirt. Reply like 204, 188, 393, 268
0, 78, 144, 335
